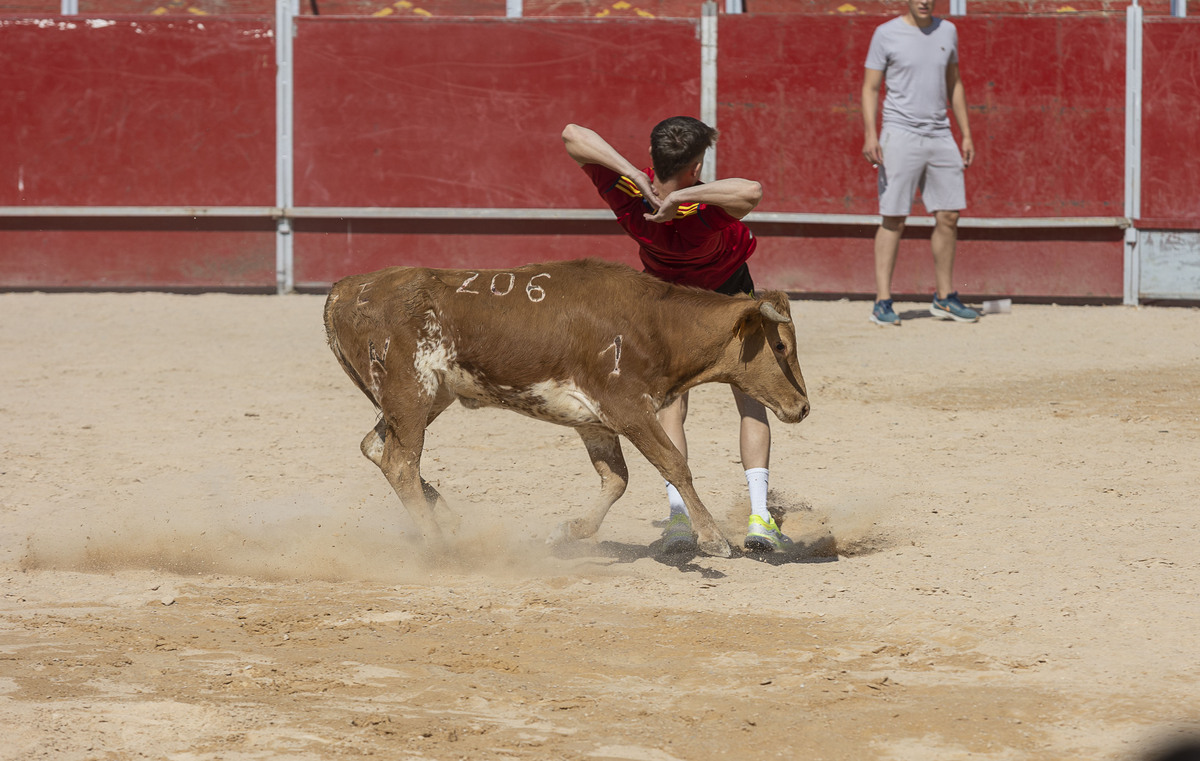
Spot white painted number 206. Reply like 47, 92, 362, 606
457, 272, 551, 303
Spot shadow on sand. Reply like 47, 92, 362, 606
550, 529, 839, 577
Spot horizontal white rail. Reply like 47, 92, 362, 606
0, 206, 1132, 229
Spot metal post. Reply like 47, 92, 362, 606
700, 1, 718, 183
1124, 1, 1143, 305
275, 0, 297, 294
725, 0, 744, 12
61, 0, 78, 13
506, 0, 522, 17
1170, 0, 1186, 16
949, 0, 967, 15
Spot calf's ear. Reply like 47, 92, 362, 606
732, 302, 763, 341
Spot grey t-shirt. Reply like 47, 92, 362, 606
865, 16, 958, 137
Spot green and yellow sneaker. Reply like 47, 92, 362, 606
661, 513, 698, 554
744, 515, 795, 553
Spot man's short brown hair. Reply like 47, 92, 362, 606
650, 116, 719, 182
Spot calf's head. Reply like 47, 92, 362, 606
733, 293, 811, 424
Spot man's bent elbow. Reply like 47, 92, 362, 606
562, 123, 588, 164
746, 181, 764, 209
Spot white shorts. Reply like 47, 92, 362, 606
877, 127, 966, 216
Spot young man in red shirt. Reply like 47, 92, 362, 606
562, 117, 791, 554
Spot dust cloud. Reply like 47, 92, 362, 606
18, 469, 580, 584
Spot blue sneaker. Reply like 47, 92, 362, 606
930, 292, 979, 322
744, 515, 795, 553
661, 513, 698, 554
870, 299, 901, 326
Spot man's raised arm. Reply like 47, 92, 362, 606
562, 124, 658, 206
645, 178, 763, 222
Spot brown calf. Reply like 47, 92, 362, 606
323, 258, 809, 557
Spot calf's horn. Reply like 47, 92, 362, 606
758, 301, 790, 324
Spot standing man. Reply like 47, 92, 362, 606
562, 117, 792, 554
862, 0, 979, 326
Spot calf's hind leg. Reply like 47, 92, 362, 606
372, 419, 445, 547
362, 418, 459, 533
547, 426, 629, 545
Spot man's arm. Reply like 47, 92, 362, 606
861, 67, 884, 166
644, 178, 763, 222
562, 123, 659, 206
946, 62, 975, 167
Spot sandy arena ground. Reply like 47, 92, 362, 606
1, 289, 1198, 761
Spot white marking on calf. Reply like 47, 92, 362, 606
444, 374, 603, 426
456, 273, 480, 294
521, 380, 604, 425
356, 280, 374, 305
490, 273, 516, 296
367, 337, 390, 399
601, 335, 623, 376
413, 309, 456, 398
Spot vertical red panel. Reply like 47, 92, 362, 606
1140, 18, 1200, 225
718, 14, 1126, 297
961, 16, 1125, 218
292, 17, 701, 210
719, 14, 1126, 219
0, 17, 276, 206
717, 14, 878, 215
0, 17, 277, 289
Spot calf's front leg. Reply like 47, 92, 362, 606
621, 418, 732, 558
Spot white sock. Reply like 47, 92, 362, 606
665, 481, 688, 519
745, 468, 771, 522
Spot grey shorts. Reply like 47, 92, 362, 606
877, 127, 966, 216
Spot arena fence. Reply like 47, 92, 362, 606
1, 1, 1197, 302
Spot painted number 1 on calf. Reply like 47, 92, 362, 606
457, 272, 552, 303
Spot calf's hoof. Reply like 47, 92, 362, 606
546, 520, 573, 546
698, 536, 733, 558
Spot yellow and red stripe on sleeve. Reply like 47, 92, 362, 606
615, 175, 642, 198
617, 176, 703, 219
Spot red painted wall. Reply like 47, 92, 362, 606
292, 17, 699, 209
3, 0, 1179, 15
708, 13, 1129, 298
1140, 17, 1200, 227
291, 15, 703, 286
0, 221, 276, 290
0, 17, 278, 289
0, 17, 275, 206
717, 14, 1127, 218
1, 10, 1196, 297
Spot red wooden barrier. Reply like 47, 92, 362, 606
719, 14, 1127, 218
0, 9, 1194, 298
293, 17, 699, 209
1140, 17, 1200, 227
0, 218, 276, 290
291, 16, 702, 285
7, 0, 1177, 16
0, 17, 278, 289
0, 17, 275, 206
705, 13, 1126, 298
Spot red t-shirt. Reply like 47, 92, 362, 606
582, 163, 757, 290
